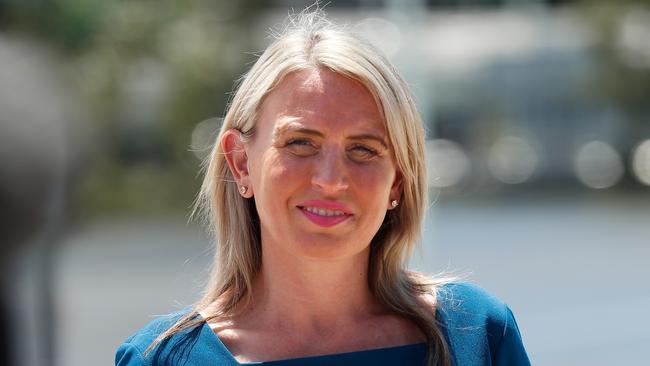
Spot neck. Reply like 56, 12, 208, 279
243, 243, 383, 333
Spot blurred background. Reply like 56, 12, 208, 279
1, 0, 649, 365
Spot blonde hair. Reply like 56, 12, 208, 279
148, 8, 451, 366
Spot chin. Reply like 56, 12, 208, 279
293, 236, 371, 261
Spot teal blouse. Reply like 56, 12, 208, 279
115, 283, 531, 365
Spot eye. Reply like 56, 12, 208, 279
286, 138, 318, 156
348, 144, 378, 162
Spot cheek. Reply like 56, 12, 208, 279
252, 152, 305, 204
352, 163, 395, 197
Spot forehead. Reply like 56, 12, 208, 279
257, 68, 386, 135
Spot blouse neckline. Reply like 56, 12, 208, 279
195, 313, 427, 365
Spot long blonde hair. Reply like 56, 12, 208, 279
148, 9, 451, 366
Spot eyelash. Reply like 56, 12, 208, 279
349, 144, 378, 157
285, 139, 378, 159
287, 138, 313, 147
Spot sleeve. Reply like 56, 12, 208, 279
115, 342, 148, 366
492, 305, 531, 366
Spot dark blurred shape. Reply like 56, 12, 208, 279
0, 35, 75, 366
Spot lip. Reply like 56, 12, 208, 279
297, 199, 353, 228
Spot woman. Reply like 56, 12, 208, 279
116, 10, 530, 366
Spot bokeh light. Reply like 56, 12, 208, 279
574, 141, 624, 189
426, 139, 470, 188
487, 136, 539, 184
631, 139, 650, 186
190, 117, 221, 161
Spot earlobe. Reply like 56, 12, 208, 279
388, 171, 403, 210
222, 129, 252, 195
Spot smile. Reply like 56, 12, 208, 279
303, 206, 346, 217
297, 200, 353, 228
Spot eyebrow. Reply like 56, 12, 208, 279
274, 122, 389, 150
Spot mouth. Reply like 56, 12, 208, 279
302, 206, 347, 217
297, 203, 353, 228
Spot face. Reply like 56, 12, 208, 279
226, 68, 401, 261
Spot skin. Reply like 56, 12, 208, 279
214, 68, 424, 362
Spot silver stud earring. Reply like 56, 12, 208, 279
391, 200, 398, 209
239, 186, 248, 195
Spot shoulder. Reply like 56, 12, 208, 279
115, 307, 224, 366
435, 281, 507, 322
434, 282, 531, 365
434, 281, 514, 334
121, 308, 192, 353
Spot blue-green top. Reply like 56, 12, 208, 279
115, 283, 531, 365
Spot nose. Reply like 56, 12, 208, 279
311, 147, 349, 194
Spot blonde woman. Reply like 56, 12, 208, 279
116, 10, 530, 366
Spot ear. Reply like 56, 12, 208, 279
221, 129, 252, 197
388, 170, 403, 210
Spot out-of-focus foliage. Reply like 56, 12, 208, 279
0, 0, 269, 217
577, 0, 650, 126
